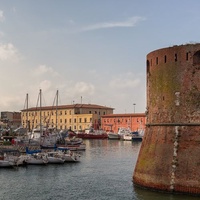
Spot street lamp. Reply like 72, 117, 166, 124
133, 103, 136, 113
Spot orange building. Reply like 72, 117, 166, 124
101, 113, 146, 133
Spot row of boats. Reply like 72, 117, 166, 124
107, 128, 144, 141
13, 125, 144, 143
0, 126, 144, 168
75, 127, 144, 141
0, 146, 81, 167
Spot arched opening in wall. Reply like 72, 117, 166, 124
193, 50, 200, 65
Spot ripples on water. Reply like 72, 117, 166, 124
0, 140, 199, 200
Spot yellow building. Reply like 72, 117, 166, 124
21, 104, 114, 131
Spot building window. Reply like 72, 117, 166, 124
193, 50, 200, 65
164, 55, 167, 63
60, 119, 62, 123
65, 110, 67, 115
89, 111, 91, 114
146, 59, 150, 68
69, 118, 71, 123
175, 53, 177, 62
84, 118, 87, 123
186, 52, 189, 61
65, 119, 67, 123
60, 111, 62, 115
156, 57, 158, 65
79, 118, 82, 123
74, 118, 76, 123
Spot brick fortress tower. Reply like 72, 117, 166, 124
133, 44, 200, 195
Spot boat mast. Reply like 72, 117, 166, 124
55, 90, 58, 131
39, 89, 42, 136
26, 93, 28, 130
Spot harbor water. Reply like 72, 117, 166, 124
0, 140, 199, 200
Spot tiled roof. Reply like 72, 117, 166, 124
101, 113, 146, 118
21, 103, 114, 112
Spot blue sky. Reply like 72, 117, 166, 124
0, 0, 199, 114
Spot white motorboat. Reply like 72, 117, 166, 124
16, 155, 28, 166
0, 160, 15, 167
0, 149, 21, 167
0, 153, 16, 167
65, 137, 83, 145
46, 152, 65, 164
57, 147, 81, 162
26, 153, 48, 165
117, 127, 132, 141
107, 132, 120, 140
25, 147, 48, 165
131, 129, 144, 141
120, 134, 132, 141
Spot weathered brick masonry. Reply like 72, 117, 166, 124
133, 44, 200, 195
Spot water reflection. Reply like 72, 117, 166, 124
1, 139, 198, 200
133, 184, 200, 200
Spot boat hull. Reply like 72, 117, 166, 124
76, 133, 108, 139
121, 134, 132, 141
107, 133, 120, 140
26, 154, 48, 165
0, 160, 15, 167
47, 157, 65, 164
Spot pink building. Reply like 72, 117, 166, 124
101, 113, 146, 133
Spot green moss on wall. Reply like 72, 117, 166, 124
149, 63, 181, 107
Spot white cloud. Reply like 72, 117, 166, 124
68, 19, 75, 24
109, 73, 140, 89
74, 81, 95, 95
64, 82, 95, 103
0, 10, 5, 22
0, 43, 21, 61
0, 31, 4, 38
12, 7, 16, 13
32, 65, 60, 77
39, 80, 52, 91
82, 16, 145, 31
